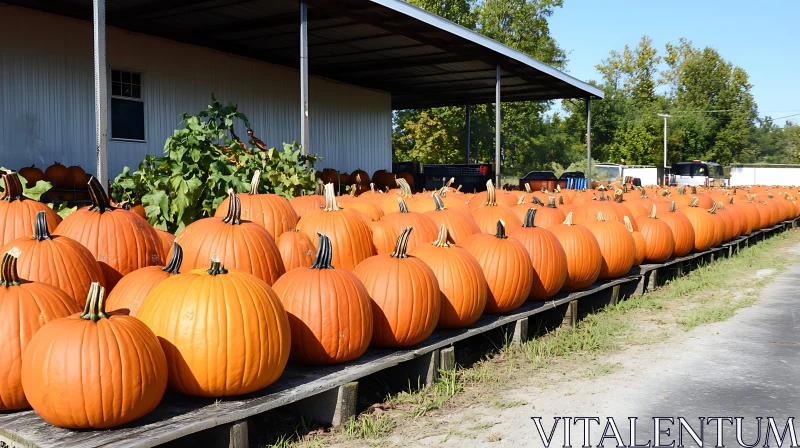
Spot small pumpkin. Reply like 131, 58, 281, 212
634, 205, 675, 263
44, 162, 69, 188
106, 242, 184, 317
22, 282, 167, 428
507, 209, 568, 300
0, 173, 61, 246
214, 170, 299, 239
549, 212, 602, 292
18, 165, 44, 188
353, 227, 440, 348
276, 228, 317, 272
273, 233, 373, 364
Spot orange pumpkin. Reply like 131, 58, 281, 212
297, 183, 375, 271
657, 202, 695, 257
22, 283, 167, 428
18, 165, 44, 188
423, 194, 480, 244
462, 221, 533, 313
138, 256, 291, 397
276, 228, 316, 272
44, 162, 69, 188
531, 197, 566, 229
175, 190, 285, 285
625, 216, 647, 265
549, 212, 602, 291
508, 209, 568, 300
368, 220, 400, 255
214, 170, 299, 239
106, 242, 183, 317
0, 249, 80, 411
54, 177, 163, 290
115, 200, 146, 220
680, 198, 717, 252
290, 182, 325, 218
470, 181, 522, 234
411, 225, 487, 328
634, 205, 675, 263
0, 173, 61, 246
153, 227, 175, 257
273, 233, 373, 364
353, 227, 440, 348
380, 198, 438, 252
66, 166, 87, 189
584, 212, 636, 279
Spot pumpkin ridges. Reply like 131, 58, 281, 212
583, 212, 636, 279
634, 205, 675, 263
215, 171, 299, 238
549, 212, 602, 291
0, 173, 61, 246
658, 201, 695, 257
276, 229, 316, 272
106, 243, 184, 317
507, 209, 568, 300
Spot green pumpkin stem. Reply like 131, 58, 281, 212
206, 255, 228, 275
397, 197, 410, 213
483, 180, 498, 206
433, 194, 446, 211
33, 211, 52, 241
649, 204, 658, 219
162, 242, 183, 274
1, 173, 24, 202
494, 220, 508, 239
390, 227, 413, 259
523, 208, 537, 228
222, 189, 243, 224
249, 170, 262, 195
79, 282, 108, 322
310, 233, 335, 269
0, 248, 22, 287
531, 196, 544, 206
87, 176, 114, 213
433, 225, 450, 248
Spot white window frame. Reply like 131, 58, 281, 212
109, 68, 146, 143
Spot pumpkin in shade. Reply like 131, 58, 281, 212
0, 249, 80, 411
368, 220, 400, 255
18, 165, 44, 188
22, 282, 167, 428
290, 182, 326, 218
634, 205, 675, 263
153, 227, 175, 256
581, 212, 635, 279
54, 177, 163, 290
680, 198, 717, 252
175, 189, 285, 285
138, 256, 290, 397
657, 202, 695, 257
273, 233, 373, 364
0, 211, 105, 308
106, 243, 183, 317
714, 202, 736, 242
297, 184, 375, 271
66, 166, 87, 188
44, 162, 69, 188
470, 180, 522, 234
625, 216, 646, 266
115, 200, 146, 220
549, 212, 602, 292
462, 221, 533, 313
0, 173, 61, 246
215, 170, 299, 239
508, 209, 567, 300
381, 198, 439, 252
423, 194, 480, 244
410, 225, 487, 328
276, 228, 316, 271
353, 227, 440, 348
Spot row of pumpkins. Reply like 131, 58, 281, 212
0, 168, 798, 430
8, 162, 92, 189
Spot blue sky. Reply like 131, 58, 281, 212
548, 0, 800, 123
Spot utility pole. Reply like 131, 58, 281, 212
657, 114, 671, 168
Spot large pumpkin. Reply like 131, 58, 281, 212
106, 242, 184, 317
423, 194, 480, 244
549, 212, 602, 292
531, 197, 566, 229
0, 173, 61, 246
0, 249, 80, 411
0, 211, 105, 308
680, 198, 717, 252
276, 228, 316, 272
215, 170, 299, 239
583, 212, 636, 279
353, 227, 440, 348
54, 177, 163, 290
297, 183, 375, 271
289, 182, 325, 218
138, 257, 291, 397
273, 233, 373, 364
462, 221, 533, 313
508, 209, 567, 300
624, 216, 647, 266
175, 190, 285, 285
411, 225, 487, 328
657, 201, 695, 257
22, 283, 167, 428
470, 181, 522, 234
634, 205, 675, 263
368, 220, 400, 255
381, 197, 439, 252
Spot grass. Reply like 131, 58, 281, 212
343, 414, 395, 440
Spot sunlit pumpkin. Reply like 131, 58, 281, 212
507, 209, 568, 300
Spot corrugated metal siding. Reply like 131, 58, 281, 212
0, 6, 391, 177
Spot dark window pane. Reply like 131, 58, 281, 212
121, 71, 131, 83
112, 82, 121, 96
132, 85, 141, 98
122, 85, 132, 97
132, 73, 141, 85
112, 70, 120, 82
111, 98, 145, 140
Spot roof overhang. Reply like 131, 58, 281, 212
9, 0, 603, 109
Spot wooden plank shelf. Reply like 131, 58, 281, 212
0, 220, 794, 448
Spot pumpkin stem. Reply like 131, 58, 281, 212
397, 197, 410, 213
524, 183, 532, 193
623, 215, 634, 232
314, 180, 324, 195
87, 176, 114, 213
597, 212, 605, 222
433, 194, 446, 211
390, 227, 413, 259
249, 170, 262, 195
613, 189, 624, 203
206, 255, 228, 275
118, 201, 132, 210
79, 282, 108, 322
323, 183, 343, 212
0, 248, 22, 287
649, 204, 657, 219
531, 196, 544, 206
1, 173, 24, 202
691, 186, 697, 194
483, 180, 498, 206
516, 195, 526, 205
717, 201, 725, 210
350, 183, 357, 197
222, 189, 243, 224
396, 178, 412, 198
563, 212, 574, 226
494, 220, 508, 239
559, 196, 564, 205
669, 201, 677, 212
729, 197, 734, 205
370, 183, 375, 193
310, 233, 335, 269
162, 242, 183, 274
33, 210, 52, 241
523, 208, 537, 228
547, 197, 557, 208
708, 203, 717, 214
433, 225, 450, 248
689, 197, 699, 207
457, 185, 463, 192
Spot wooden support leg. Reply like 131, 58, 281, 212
228, 419, 248, 448
610, 285, 621, 306
440, 346, 456, 371
285, 382, 358, 427
560, 301, 578, 328
409, 349, 440, 387
647, 269, 658, 291
635, 274, 647, 296
511, 317, 529, 346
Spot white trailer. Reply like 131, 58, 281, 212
594, 163, 660, 186
729, 164, 800, 187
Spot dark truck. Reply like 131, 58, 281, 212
519, 170, 585, 191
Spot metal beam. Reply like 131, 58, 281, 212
300, 0, 310, 157
466, 102, 471, 164
586, 98, 592, 188
93, 0, 108, 191
495, 65, 501, 187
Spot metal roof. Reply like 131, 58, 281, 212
9, 0, 603, 109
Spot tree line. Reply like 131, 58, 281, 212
393, 0, 800, 176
